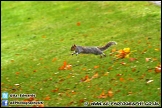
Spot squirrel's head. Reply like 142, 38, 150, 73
71, 44, 76, 51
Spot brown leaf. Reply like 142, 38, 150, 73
16, 72, 20, 75
44, 96, 50, 100
52, 88, 59, 92
28, 97, 35, 101
33, 70, 37, 72
155, 64, 161, 73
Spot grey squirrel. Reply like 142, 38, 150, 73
71, 41, 117, 57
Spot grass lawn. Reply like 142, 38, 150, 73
1, 1, 161, 107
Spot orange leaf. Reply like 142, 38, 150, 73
28, 97, 35, 101
44, 96, 50, 100
91, 72, 99, 79
38, 104, 44, 107
77, 22, 81, 26
59, 61, 67, 70
52, 88, 59, 92
23, 99, 29, 102
84, 78, 91, 82
98, 91, 107, 98
128, 78, 134, 81
119, 77, 124, 82
16, 72, 20, 75
108, 89, 113, 97
52, 58, 57, 62
148, 69, 153, 72
94, 65, 99, 69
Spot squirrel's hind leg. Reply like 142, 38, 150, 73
103, 53, 106, 57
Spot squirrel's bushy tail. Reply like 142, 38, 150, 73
98, 41, 117, 51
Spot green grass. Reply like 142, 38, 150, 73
1, 1, 161, 107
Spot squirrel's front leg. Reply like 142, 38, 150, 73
72, 51, 76, 55
75, 52, 79, 56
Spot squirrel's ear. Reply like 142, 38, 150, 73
74, 44, 76, 47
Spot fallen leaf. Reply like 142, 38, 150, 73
148, 69, 153, 72
107, 89, 113, 97
28, 97, 35, 101
77, 22, 81, 26
155, 64, 161, 73
42, 35, 46, 38
16, 72, 20, 75
129, 58, 136, 62
59, 61, 72, 70
104, 72, 109, 76
52, 58, 57, 62
120, 62, 126, 65
155, 48, 160, 51
44, 96, 50, 100
84, 78, 91, 82
38, 104, 44, 107
81, 75, 89, 82
119, 78, 124, 82
52, 88, 59, 92
91, 72, 99, 79
116, 74, 122, 76
94, 65, 99, 69
128, 78, 134, 81
146, 80, 154, 84
33, 70, 37, 72
128, 92, 133, 95
145, 58, 151, 62
11, 59, 14, 63
98, 91, 107, 98
131, 68, 136, 72
111, 48, 116, 53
